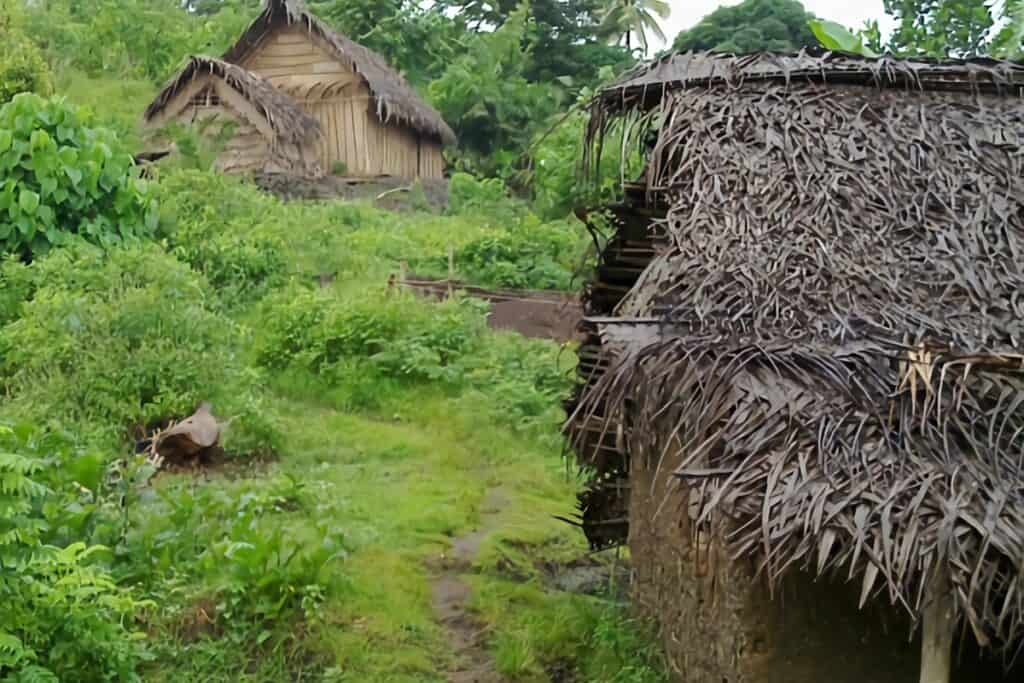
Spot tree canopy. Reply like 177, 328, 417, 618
434, 0, 633, 84
884, 0, 994, 56
673, 0, 818, 54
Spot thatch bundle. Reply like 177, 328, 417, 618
225, 0, 455, 145
570, 50, 1024, 657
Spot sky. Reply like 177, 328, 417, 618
652, 0, 898, 52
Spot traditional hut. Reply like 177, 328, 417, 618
568, 50, 1024, 682
144, 56, 322, 176
221, 0, 454, 178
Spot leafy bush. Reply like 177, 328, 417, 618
0, 245, 276, 453
255, 287, 488, 383
0, 423, 145, 682
22, 0, 250, 83
448, 173, 512, 214
454, 332, 574, 441
154, 171, 287, 305
122, 475, 347, 649
531, 104, 640, 220
256, 285, 572, 436
0, 23, 53, 105
0, 256, 33, 326
0, 94, 157, 259
428, 3, 561, 177
443, 215, 589, 290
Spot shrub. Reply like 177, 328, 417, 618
0, 255, 33, 326
170, 231, 287, 306
453, 332, 574, 442
0, 423, 145, 682
448, 173, 511, 213
0, 94, 157, 259
444, 214, 589, 290
0, 26, 53, 105
121, 475, 347, 646
255, 287, 489, 383
0, 245, 276, 452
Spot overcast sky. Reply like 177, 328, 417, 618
653, 0, 898, 52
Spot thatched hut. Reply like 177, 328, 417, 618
222, 0, 454, 178
144, 56, 322, 176
568, 50, 1024, 682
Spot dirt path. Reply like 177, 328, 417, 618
430, 488, 510, 683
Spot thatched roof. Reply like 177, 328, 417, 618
223, 0, 456, 145
571, 51, 1024, 657
598, 48, 1024, 106
144, 56, 321, 146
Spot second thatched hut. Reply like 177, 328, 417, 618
569, 50, 1024, 682
144, 0, 455, 180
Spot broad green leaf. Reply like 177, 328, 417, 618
808, 20, 879, 58
18, 190, 40, 215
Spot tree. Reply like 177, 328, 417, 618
311, 0, 466, 86
598, 0, 671, 54
992, 0, 1024, 57
428, 3, 561, 177
434, 0, 634, 86
883, 0, 994, 56
673, 0, 818, 53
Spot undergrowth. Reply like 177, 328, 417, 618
0, 165, 662, 682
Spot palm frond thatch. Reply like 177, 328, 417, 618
569, 49, 1024, 657
144, 55, 321, 146
224, 0, 456, 145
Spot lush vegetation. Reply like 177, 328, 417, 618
670, 0, 1023, 58
673, 0, 818, 53
0, 138, 661, 680
10, 0, 1020, 680
0, 5, 52, 105
0, 95, 157, 259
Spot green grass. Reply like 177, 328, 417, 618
133, 375, 663, 682
57, 69, 157, 149
1, 168, 662, 682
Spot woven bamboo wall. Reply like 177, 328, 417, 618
242, 26, 445, 178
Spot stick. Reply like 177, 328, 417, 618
376, 185, 411, 201
447, 244, 454, 297
920, 568, 955, 683
400, 260, 408, 290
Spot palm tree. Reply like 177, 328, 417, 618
598, 0, 672, 55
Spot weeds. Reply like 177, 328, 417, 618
0, 153, 664, 682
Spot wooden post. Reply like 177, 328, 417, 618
920, 568, 955, 683
447, 245, 455, 298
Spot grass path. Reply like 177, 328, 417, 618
143, 355, 663, 682
266, 377, 661, 682
429, 487, 509, 682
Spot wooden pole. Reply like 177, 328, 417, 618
920, 568, 955, 683
447, 244, 455, 297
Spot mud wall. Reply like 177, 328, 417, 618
629, 449, 1020, 683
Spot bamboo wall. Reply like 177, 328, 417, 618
241, 26, 445, 179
